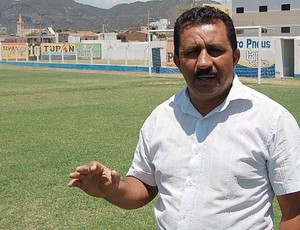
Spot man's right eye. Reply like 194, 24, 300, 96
184, 50, 199, 58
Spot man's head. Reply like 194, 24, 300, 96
174, 6, 237, 57
172, 6, 240, 115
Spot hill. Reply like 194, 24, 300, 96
0, 0, 220, 34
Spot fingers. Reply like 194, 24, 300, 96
111, 170, 121, 184
90, 162, 98, 172
69, 161, 104, 177
68, 179, 80, 187
86, 161, 105, 173
74, 164, 94, 175
68, 162, 99, 187
68, 161, 119, 189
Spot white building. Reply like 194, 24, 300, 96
0, 26, 7, 42
232, 0, 300, 36
98, 33, 118, 41
150, 19, 170, 30
231, 0, 300, 78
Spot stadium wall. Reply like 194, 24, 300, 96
1, 37, 299, 78
0, 60, 179, 74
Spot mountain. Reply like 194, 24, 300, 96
0, 0, 220, 34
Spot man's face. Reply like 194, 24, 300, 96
174, 20, 240, 104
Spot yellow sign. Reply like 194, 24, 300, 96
1, 43, 28, 61
41, 43, 76, 60
41, 43, 76, 55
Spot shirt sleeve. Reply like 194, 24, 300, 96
126, 118, 157, 187
268, 111, 300, 195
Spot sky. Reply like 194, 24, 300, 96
74, 0, 150, 9
74, 0, 231, 10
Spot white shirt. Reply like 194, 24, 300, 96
127, 77, 300, 230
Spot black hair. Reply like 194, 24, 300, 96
174, 6, 237, 56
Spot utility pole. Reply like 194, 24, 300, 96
148, 10, 150, 31
39, 15, 42, 44
102, 24, 105, 40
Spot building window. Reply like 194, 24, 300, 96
236, 29, 244, 34
259, 5, 268, 12
261, 28, 268, 33
281, 4, 290, 11
236, 7, 244, 14
281, 27, 290, 33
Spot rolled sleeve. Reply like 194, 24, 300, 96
126, 125, 157, 187
268, 111, 300, 195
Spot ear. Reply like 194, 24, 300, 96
173, 54, 180, 68
233, 48, 240, 67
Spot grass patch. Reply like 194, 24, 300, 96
0, 65, 299, 229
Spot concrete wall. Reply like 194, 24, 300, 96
232, 0, 300, 37
1, 37, 300, 78
81, 40, 168, 62
295, 38, 300, 77
233, 0, 300, 12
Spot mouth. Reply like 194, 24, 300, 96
195, 68, 217, 78
195, 74, 217, 80
193, 73, 218, 87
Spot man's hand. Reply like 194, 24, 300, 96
68, 161, 158, 209
68, 161, 120, 198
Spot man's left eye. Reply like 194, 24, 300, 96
209, 49, 223, 56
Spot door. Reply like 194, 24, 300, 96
281, 39, 294, 77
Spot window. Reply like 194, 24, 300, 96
261, 28, 268, 33
281, 4, 290, 11
236, 7, 244, 14
281, 27, 290, 33
236, 29, 244, 34
259, 5, 268, 12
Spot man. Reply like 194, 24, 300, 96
68, 6, 300, 229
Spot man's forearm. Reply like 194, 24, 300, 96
104, 176, 157, 209
280, 216, 300, 230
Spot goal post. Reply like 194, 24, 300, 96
147, 29, 175, 78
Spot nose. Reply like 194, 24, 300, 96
196, 49, 213, 69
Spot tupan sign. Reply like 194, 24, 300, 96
41, 43, 76, 60
1, 43, 27, 61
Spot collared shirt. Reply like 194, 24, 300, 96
127, 76, 300, 230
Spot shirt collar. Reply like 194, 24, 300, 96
220, 75, 253, 112
174, 75, 253, 118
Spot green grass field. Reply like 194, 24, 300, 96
1, 65, 299, 229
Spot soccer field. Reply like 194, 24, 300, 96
0, 65, 299, 229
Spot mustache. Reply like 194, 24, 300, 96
195, 68, 217, 77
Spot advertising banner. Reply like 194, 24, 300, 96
236, 37, 276, 78
41, 43, 76, 60
1, 43, 27, 61
76, 43, 101, 59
